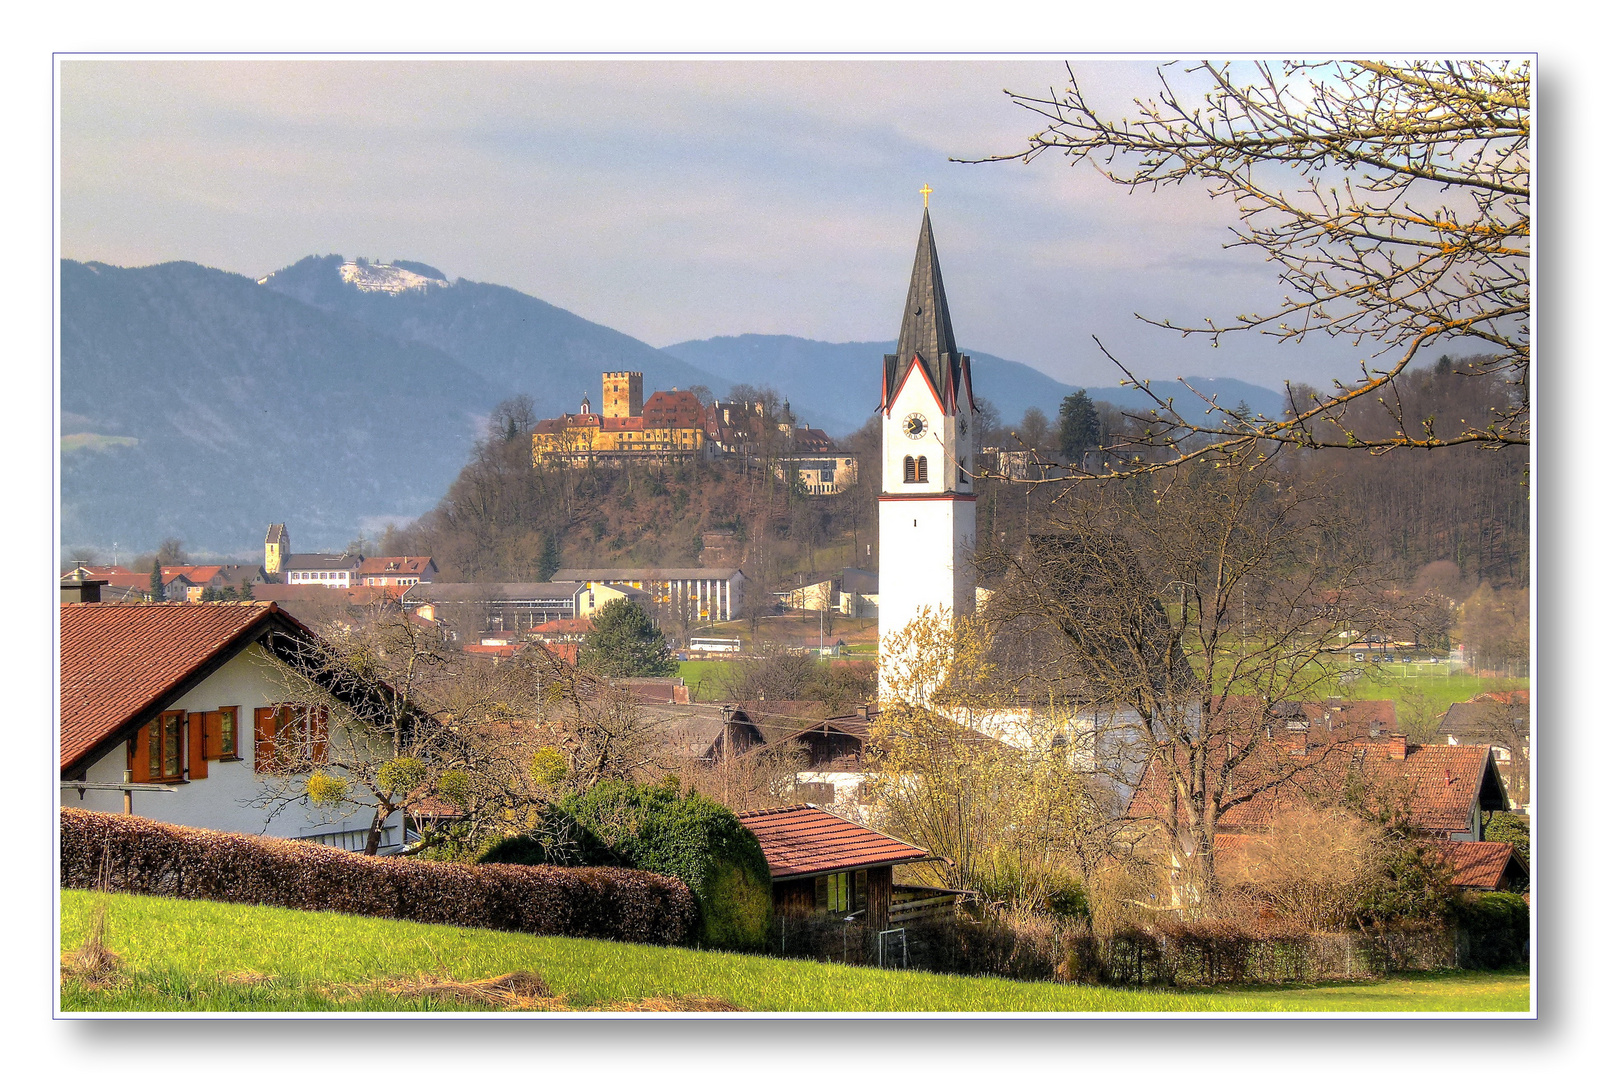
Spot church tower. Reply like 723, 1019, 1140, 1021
877, 206, 977, 695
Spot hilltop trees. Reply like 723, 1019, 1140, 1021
981, 59, 1529, 461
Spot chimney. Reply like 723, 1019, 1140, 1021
1388, 732, 1408, 760
60, 567, 105, 604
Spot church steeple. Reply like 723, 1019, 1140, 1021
884, 208, 966, 414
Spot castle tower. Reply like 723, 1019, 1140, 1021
877, 208, 977, 697
602, 371, 644, 418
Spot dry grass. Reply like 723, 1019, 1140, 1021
60, 899, 119, 987
347, 970, 566, 1010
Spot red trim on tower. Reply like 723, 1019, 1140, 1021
878, 492, 978, 503
885, 353, 952, 417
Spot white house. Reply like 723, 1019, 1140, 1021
59, 600, 406, 852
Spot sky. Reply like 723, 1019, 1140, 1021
60, 57, 1390, 391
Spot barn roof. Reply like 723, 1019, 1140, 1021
736, 804, 934, 879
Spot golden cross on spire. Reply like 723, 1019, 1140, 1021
919, 183, 933, 208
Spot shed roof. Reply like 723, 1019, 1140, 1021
736, 804, 933, 879
1436, 840, 1528, 890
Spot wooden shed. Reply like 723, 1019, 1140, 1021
736, 804, 939, 930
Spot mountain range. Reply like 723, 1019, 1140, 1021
59, 256, 1278, 559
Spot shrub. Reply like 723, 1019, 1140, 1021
482, 781, 772, 950
1484, 812, 1531, 872
60, 808, 694, 945
1454, 891, 1530, 969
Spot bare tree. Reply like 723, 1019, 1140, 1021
976, 458, 1390, 905
253, 608, 666, 856
974, 60, 1529, 461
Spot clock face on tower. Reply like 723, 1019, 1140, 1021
958, 417, 968, 437
902, 412, 928, 439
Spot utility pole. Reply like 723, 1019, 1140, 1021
721, 703, 733, 805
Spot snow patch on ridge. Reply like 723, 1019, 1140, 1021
337, 259, 452, 295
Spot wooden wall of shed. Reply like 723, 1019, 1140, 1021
774, 878, 816, 918
866, 866, 892, 929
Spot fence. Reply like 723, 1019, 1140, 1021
1078, 924, 1459, 986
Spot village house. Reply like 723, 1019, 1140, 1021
771, 426, 860, 495
1437, 690, 1531, 811
279, 552, 364, 588
357, 556, 437, 589
59, 599, 409, 852
1126, 720, 1517, 896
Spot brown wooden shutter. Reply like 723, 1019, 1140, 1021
254, 707, 277, 774
310, 706, 329, 764
128, 723, 152, 782
202, 711, 222, 760
187, 712, 208, 779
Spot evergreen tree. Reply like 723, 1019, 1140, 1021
148, 560, 166, 602
582, 599, 677, 677
240, 580, 254, 601
537, 530, 561, 583
1057, 389, 1101, 466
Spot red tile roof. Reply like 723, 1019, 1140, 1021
59, 602, 291, 771
62, 566, 150, 590
1436, 840, 1526, 890
1128, 737, 1503, 836
464, 643, 522, 656
1214, 834, 1525, 891
736, 805, 933, 879
530, 618, 593, 635
541, 642, 579, 666
358, 556, 434, 577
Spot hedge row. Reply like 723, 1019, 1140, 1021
482, 780, 773, 951
1062, 921, 1458, 986
60, 808, 696, 945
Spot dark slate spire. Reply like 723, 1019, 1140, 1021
884, 208, 964, 412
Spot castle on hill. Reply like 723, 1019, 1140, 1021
529, 372, 858, 495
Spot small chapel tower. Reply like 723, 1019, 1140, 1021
877, 205, 977, 695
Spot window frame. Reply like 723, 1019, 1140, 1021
137, 709, 185, 782
254, 703, 330, 774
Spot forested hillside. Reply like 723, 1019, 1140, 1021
60, 260, 499, 555
392, 356, 1527, 627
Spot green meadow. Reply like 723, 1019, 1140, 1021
59, 891, 1529, 1014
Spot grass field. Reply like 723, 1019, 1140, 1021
58, 891, 1530, 1014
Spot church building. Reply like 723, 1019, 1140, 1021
876, 207, 978, 696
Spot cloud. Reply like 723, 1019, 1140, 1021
59, 58, 1377, 387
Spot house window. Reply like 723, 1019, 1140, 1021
816, 871, 853, 913
138, 710, 185, 781
199, 705, 240, 761
254, 704, 329, 773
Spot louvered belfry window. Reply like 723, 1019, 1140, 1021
903, 456, 929, 484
